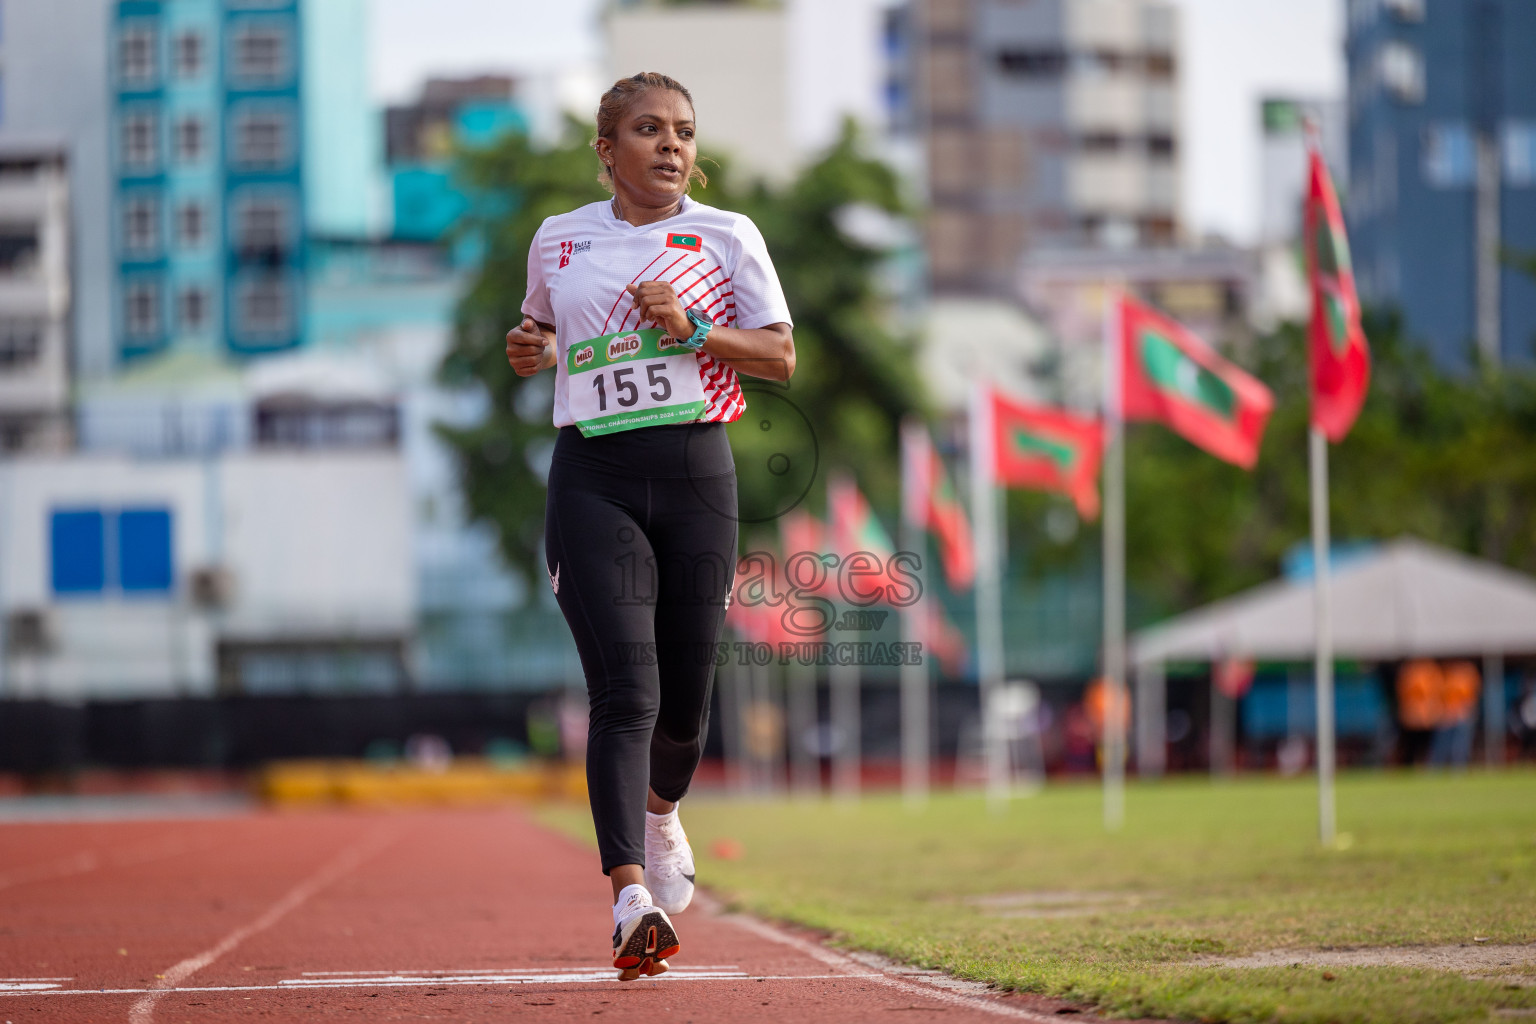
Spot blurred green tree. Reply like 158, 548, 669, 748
436, 119, 923, 581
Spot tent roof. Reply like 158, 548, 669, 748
1131, 537, 1536, 666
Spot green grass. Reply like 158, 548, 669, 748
542, 770, 1536, 1023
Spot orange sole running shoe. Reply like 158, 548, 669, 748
612, 907, 681, 981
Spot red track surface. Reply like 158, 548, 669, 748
0, 806, 1085, 1023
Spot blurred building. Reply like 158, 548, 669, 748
0, 449, 412, 699
907, 0, 1181, 296
1345, 0, 1536, 367
302, 237, 578, 692
0, 149, 73, 454
605, 0, 907, 184
0, 0, 379, 374
384, 76, 526, 243
0, 1, 428, 702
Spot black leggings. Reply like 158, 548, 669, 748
544, 423, 737, 875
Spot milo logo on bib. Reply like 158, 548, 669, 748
566, 328, 708, 438
608, 333, 643, 360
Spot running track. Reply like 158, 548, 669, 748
0, 806, 1115, 1023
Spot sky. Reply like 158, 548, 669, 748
369, 0, 1344, 245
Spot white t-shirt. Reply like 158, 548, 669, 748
522, 195, 793, 429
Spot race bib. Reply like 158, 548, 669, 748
566, 328, 708, 437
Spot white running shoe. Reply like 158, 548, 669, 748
611, 884, 680, 981
643, 808, 696, 914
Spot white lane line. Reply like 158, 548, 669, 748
279, 970, 750, 987
720, 912, 1069, 1022
297, 965, 741, 976
127, 826, 398, 1024
0, 972, 874, 997
0, 980, 69, 992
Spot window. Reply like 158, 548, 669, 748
124, 280, 161, 338
0, 223, 38, 275
236, 198, 287, 250
1505, 121, 1536, 187
0, 319, 42, 369
1072, 51, 1126, 77
51, 509, 106, 595
233, 110, 289, 169
123, 196, 160, 255
173, 115, 204, 164
121, 110, 159, 171
119, 25, 157, 87
255, 399, 400, 449
997, 49, 1067, 77
239, 276, 290, 334
1378, 41, 1424, 103
1080, 132, 1123, 153
118, 508, 174, 593
172, 30, 203, 78
176, 201, 206, 248
232, 23, 288, 84
49, 507, 175, 598
178, 285, 209, 332
1423, 122, 1475, 187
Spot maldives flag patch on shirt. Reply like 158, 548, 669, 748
666, 233, 703, 252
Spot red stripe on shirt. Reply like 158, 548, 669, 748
599, 252, 669, 334
688, 277, 729, 308
668, 257, 706, 285
616, 254, 708, 332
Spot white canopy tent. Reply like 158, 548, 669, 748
1127, 537, 1535, 775
1132, 537, 1536, 666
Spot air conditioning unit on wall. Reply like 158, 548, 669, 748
5, 608, 56, 655
189, 566, 236, 610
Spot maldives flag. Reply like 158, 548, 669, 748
829, 473, 895, 562
987, 389, 1104, 520
901, 422, 976, 591
1305, 145, 1370, 441
777, 508, 836, 631
1118, 295, 1274, 469
828, 473, 903, 606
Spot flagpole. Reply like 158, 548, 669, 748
969, 382, 1008, 811
899, 419, 931, 808
1101, 288, 1127, 832
828, 473, 861, 802
1309, 425, 1337, 844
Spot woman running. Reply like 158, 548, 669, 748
506, 72, 795, 980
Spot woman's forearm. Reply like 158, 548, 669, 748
701, 323, 795, 381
